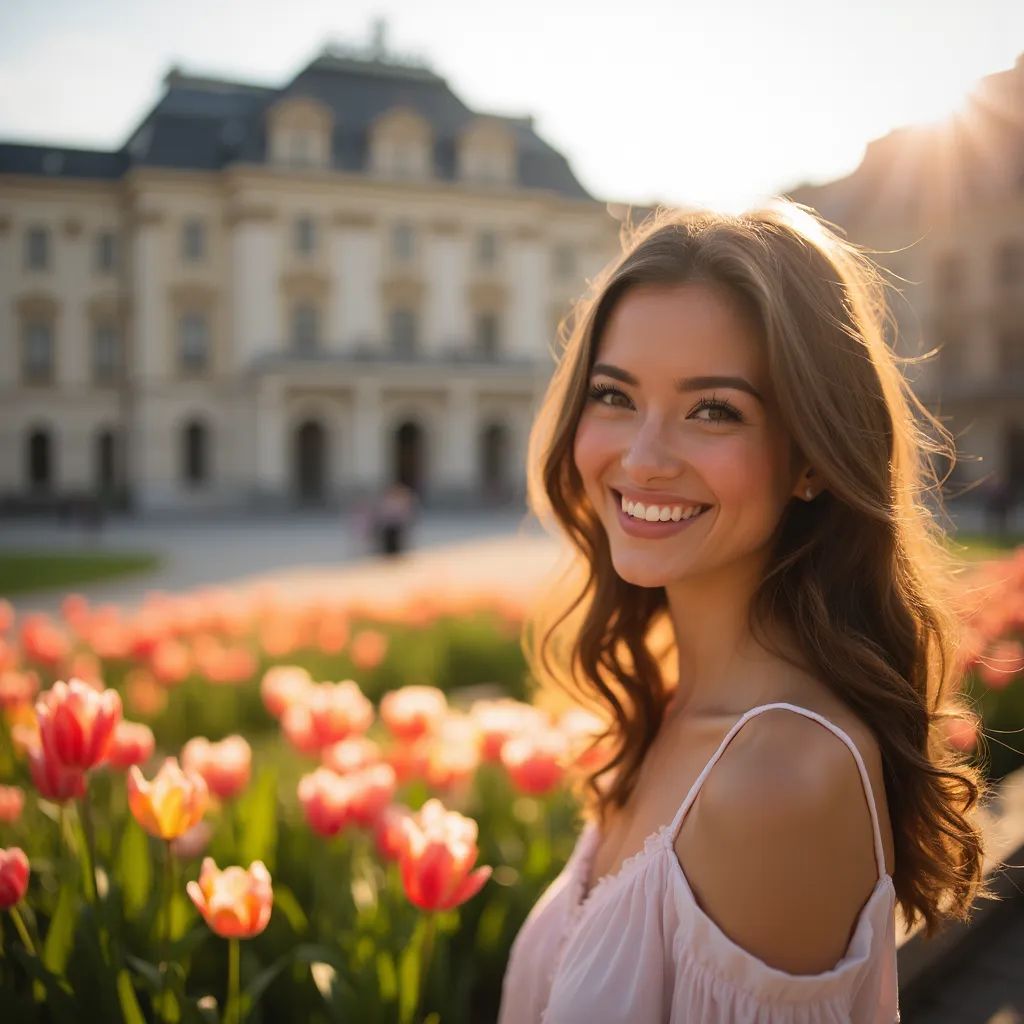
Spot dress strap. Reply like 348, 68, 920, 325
666, 701, 888, 882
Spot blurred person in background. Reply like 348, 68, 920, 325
373, 482, 417, 557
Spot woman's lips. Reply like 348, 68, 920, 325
611, 490, 711, 539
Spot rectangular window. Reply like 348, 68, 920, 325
391, 308, 417, 356
292, 304, 319, 352
475, 311, 499, 357
182, 219, 206, 263
95, 231, 118, 273
294, 216, 317, 255
93, 324, 120, 383
23, 322, 54, 383
477, 230, 498, 267
25, 226, 49, 271
392, 222, 415, 264
179, 312, 209, 374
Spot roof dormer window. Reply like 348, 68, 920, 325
266, 96, 333, 170
370, 107, 433, 180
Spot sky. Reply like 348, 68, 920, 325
0, 0, 1021, 212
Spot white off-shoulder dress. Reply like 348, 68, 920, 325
497, 702, 900, 1023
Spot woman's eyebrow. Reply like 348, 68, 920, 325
591, 362, 763, 404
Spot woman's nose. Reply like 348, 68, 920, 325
620, 421, 681, 479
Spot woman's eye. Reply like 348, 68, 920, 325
587, 384, 630, 408
692, 398, 743, 423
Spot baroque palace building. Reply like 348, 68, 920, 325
0, 42, 620, 512
787, 53, 1024, 504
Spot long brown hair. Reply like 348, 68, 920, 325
523, 201, 994, 939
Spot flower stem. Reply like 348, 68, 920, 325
412, 912, 438, 1024
8, 905, 37, 956
158, 839, 175, 1024
227, 936, 240, 1024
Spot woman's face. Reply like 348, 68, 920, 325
573, 280, 806, 590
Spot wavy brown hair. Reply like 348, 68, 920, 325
523, 201, 996, 939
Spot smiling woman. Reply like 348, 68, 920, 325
498, 201, 994, 1024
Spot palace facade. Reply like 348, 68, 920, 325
0, 45, 621, 512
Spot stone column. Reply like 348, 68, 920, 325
229, 206, 280, 369
332, 212, 381, 351
424, 220, 469, 356
352, 376, 385, 493
507, 226, 548, 360
439, 379, 478, 497
254, 375, 287, 500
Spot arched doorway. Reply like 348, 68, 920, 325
294, 419, 327, 504
96, 429, 117, 496
393, 420, 424, 494
480, 422, 509, 501
26, 428, 52, 491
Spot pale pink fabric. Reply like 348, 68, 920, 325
497, 702, 900, 1023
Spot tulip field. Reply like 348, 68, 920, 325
1, 544, 1023, 1023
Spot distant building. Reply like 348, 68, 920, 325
787, 54, 1024, 505
0, 42, 620, 512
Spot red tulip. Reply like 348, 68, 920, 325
0, 785, 25, 824
380, 685, 448, 742
470, 698, 550, 761
35, 678, 122, 771
0, 847, 29, 908
182, 735, 252, 800
307, 680, 374, 746
28, 744, 87, 802
186, 857, 273, 939
501, 728, 568, 795
374, 803, 414, 862
107, 720, 156, 770
322, 735, 381, 774
398, 799, 492, 912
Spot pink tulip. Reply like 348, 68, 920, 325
307, 680, 374, 746
469, 698, 550, 761
374, 803, 414, 862
322, 735, 381, 774
28, 744, 87, 802
260, 665, 313, 718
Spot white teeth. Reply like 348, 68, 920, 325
618, 492, 707, 523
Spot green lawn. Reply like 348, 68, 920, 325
0, 551, 161, 596
946, 531, 1024, 562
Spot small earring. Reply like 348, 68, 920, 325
805, 488, 814, 500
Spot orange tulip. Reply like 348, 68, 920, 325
35, 678, 122, 771
0, 669, 39, 711
501, 728, 569, 795
128, 757, 209, 840
349, 629, 388, 670
0, 785, 24, 824
186, 857, 273, 939
107, 720, 156, 770
182, 735, 252, 800
398, 799, 492, 912
380, 685, 448, 742
0, 847, 29, 908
